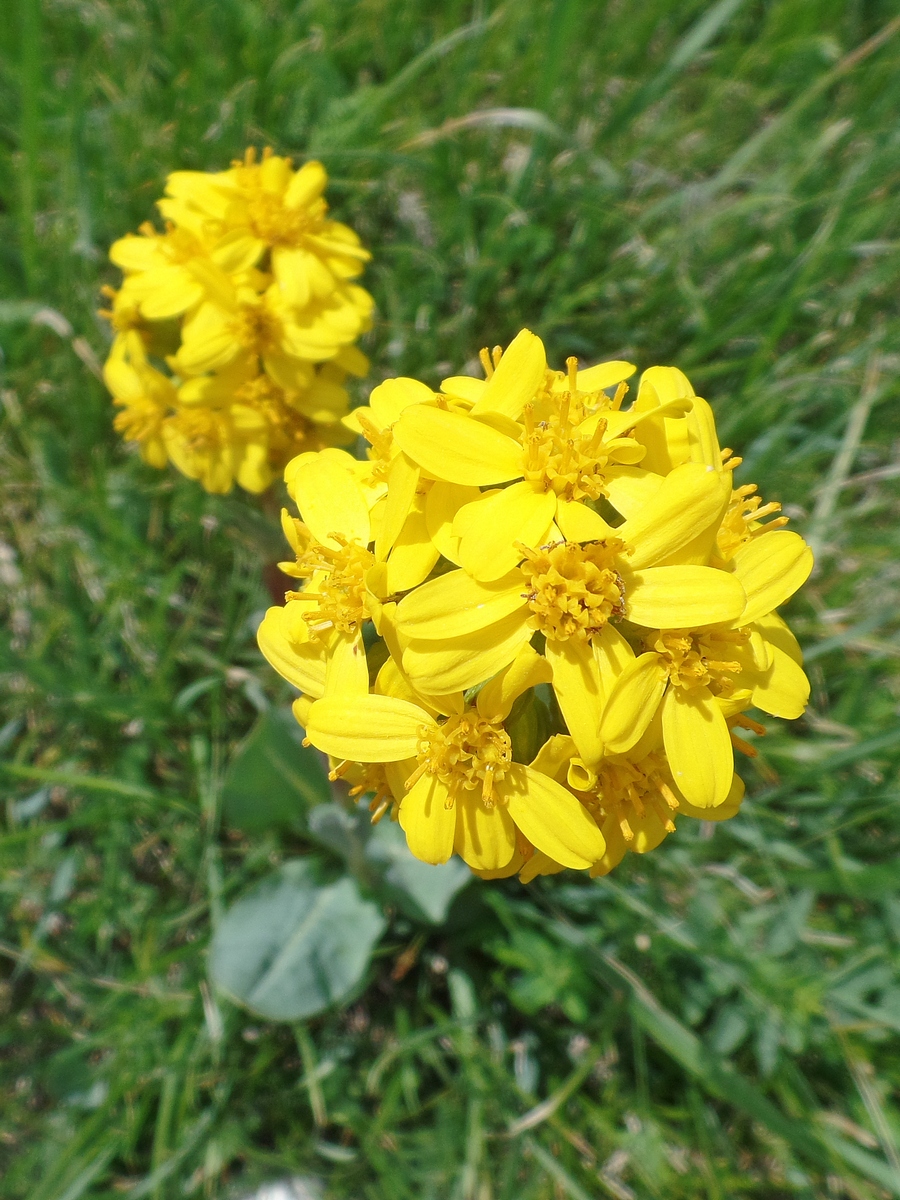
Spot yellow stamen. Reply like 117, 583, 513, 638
649, 628, 748, 696
733, 713, 766, 736
730, 732, 757, 758
518, 538, 627, 642
406, 711, 512, 808
287, 533, 375, 638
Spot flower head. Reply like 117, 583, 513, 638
101, 149, 372, 493
257, 329, 813, 881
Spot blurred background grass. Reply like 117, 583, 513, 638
3, 0, 900, 1196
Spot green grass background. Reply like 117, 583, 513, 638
3, 0, 900, 1196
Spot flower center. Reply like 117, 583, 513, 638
286, 535, 375, 638
406, 712, 512, 806
716, 482, 789, 560
518, 538, 627, 642
648, 628, 748, 694
114, 398, 165, 444
236, 375, 312, 460
233, 302, 281, 354
519, 358, 633, 500
575, 752, 679, 843
244, 188, 317, 246
329, 760, 395, 824
166, 408, 227, 452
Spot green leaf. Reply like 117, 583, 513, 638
306, 801, 471, 924
222, 708, 330, 833
209, 859, 385, 1021
365, 818, 471, 924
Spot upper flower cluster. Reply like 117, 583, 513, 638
258, 329, 813, 882
101, 148, 373, 493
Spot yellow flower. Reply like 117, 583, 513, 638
110, 224, 213, 321
179, 359, 354, 471
583, 750, 745, 877
158, 149, 371, 308
171, 267, 371, 382
161, 402, 270, 494
518, 734, 746, 879
269, 448, 396, 694
395, 461, 744, 760
102, 148, 372, 494
257, 600, 330, 699
388, 330, 701, 580
103, 330, 172, 469
255, 329, 814, 880
598, 528, 812, 807
342, 376, 485, 568
304, 645, 606, 872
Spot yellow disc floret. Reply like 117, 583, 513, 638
287, 535, 375, 637
575, 752, 679, 844
647, 628, 747, 697
717, 481, 790, 560
521, 357, 632, 501
406, 712, 512, 806
518, 539, 627, 641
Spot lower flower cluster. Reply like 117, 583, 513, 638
258, 329, 813, 880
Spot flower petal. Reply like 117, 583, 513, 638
376, 452, 420, 561
393, 405, 522, 485
471, 328, 546, 420
323, 630, 369, 697
399, 773, 456, 865
732, 531, 814, 626
396, 569, 525, 639
676, 772, 744, 821
306, 694, 430, 761
519, 851, 567, 883
369, 377, 434, 428
403, 613, 532, 695
555, 498, 617, 541
477, 643, 552, 721
686, 396, 723, 470
386, 495, 440, 592
546, 638, 604, 765
285, 159, 327, 208
604, 467, 665, 519
456, 483, 556, 581
600, 652, 667, 753
589, 822, 628, 877
423, 481, 480, 564
630, 367, 696, 474
754, 611, 803, 664
661, 685, 732, 807
618, 462, 730, 569
592, 622, 636, 700
636, 366, 695, 408
752, 645, 810, 719
440, 375, 486, 403
257, 605, 327, 697
454, 791, 517, 871
570, 360, 636, 392
288, 449, 371, 549
624, 565, 746, 628
528, 734, 577, 782
503, 763, 606, 868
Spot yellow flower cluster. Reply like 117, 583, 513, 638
101, 149, 373, 494
257, 330, 813, 881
